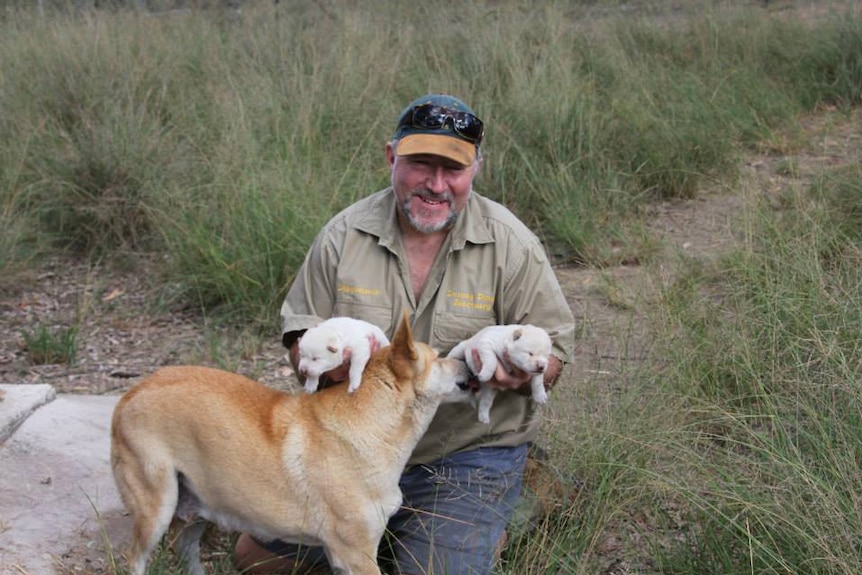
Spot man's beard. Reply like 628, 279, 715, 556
400, 190, 462, 234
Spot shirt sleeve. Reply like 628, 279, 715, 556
502, 235, 576, 364
279, 226, 341, 344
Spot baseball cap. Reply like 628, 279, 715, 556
393, 94, 484, 166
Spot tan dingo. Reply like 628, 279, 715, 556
110, 312, 471, 575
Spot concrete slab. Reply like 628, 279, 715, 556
0, 393, 129, 575
0, 384, 57, 443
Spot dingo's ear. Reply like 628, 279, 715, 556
390, 310, 418, 362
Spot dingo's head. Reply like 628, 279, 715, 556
375, 311, 472, 405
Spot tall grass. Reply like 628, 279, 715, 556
622, 164, 862, 574
1, 1, 862, 320
492, 164, 862, 575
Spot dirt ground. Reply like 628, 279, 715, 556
0, 107, 859, 574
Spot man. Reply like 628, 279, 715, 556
234, 94, 575, 575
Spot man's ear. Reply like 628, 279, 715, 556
471, 151, 484, 178
385, 141, 397, 168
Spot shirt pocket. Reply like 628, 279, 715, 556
331, 302, 394, 339
432, 311, 497, 353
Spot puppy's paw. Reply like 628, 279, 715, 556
478, 410, 492, 424
532, 388, 549, 404
304, 379, 319, 394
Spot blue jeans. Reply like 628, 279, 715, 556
257, 444, 528, 575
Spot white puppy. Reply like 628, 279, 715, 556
298, 317, 390, 394
448, 324, 553, 423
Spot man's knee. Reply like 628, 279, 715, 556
388, 446, 527, 575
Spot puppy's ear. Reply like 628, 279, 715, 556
512, 328, 523, 341
390, 310, 418, 362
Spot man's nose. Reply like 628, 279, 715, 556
425, 166, 447, 193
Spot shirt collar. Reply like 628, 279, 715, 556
353, 188, 494, 251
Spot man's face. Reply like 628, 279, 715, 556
386, 144, 479, 235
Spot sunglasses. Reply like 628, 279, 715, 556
398, 104, 484, 145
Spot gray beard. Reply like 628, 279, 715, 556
400, 192, 460, 234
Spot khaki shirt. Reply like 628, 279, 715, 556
281, 188, 575, 465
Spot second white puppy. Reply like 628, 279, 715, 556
448, 324, 553, 423
298, 317, 390, 394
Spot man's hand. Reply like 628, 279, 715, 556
322, 356, 352, 384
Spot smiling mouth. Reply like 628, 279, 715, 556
416, 195, 449, 206
401, 192, 458, 234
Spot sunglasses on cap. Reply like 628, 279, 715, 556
398, 104, 485, 145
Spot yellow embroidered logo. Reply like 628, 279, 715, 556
338, 284, 381, 296
446, 290, 495, 312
